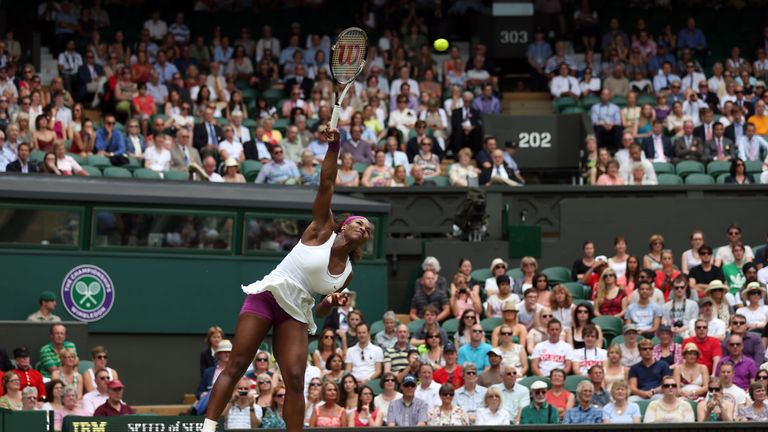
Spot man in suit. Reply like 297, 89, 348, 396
76, 51, 104, 102
194, 340, 231, 414
733, 86, 755, 117
706, 122, 735, 161
479, 149, 520, 186
697, 80, 720, 113
673, 120, 706, 163
725, 108, 747, 144
193, 106, 222, 155
450, 91, 483, 155
5, 142, 37, 173
406, 120, 442, 162
693, 108, 717, 143
282, 63, 314, 98
642, 120, 674, 162
169, 128, 202, 171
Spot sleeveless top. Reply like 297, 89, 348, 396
571, 327, 585, 349
644, 254, 663, 271
338, 169, 359, 184
546, 389, 572, 411
315, 406, 344, 427
600, 289, 626, 316
354, 408, 380, 426
684, 250, 701, 271
604, 367, 625, 391
242, 232, 352, 334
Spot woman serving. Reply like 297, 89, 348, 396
202, 125, 373, 432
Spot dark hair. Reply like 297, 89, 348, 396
356, 322, 369, 332
573, 303, 596, 328
423, 304, 439, 316
379, 372, 398, 390
333, 217, 374, 263
44, 379, 64, 403
457, 309, 477, 336
625, 255, 641, 287
534, 273, 548, 288
699, 244, 713, 254
338, 373, 359, 407
549, 368, 566, 379
582, 323, 598, 338
357, 385, 377, 412
640, 268, 656, 280
730, 157, 746, 177
547, 318, 562, 329
325, 353, 344, 371
496, 275, 511, 286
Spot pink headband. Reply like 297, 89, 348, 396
343, 216, 366, 225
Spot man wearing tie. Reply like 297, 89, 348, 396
673, 120, 706, 163
193, 106, 222, 156
642, 120, 674, 162
706, 122, 735, 161
681, 62, 705, 91
170, 128, 202, 171
737, 123, 768, 161
653, 62, 681, 93
479, 149, 520, 186
694, 109, 716, 143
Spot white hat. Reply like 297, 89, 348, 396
224, 157, 239, 168
530, 381, 548, 391
215, 339, 233, 353
489, 258, 508, 271
595, 255, 608, 263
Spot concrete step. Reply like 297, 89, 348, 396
501, 92, 553, 115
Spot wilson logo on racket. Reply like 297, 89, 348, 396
329, 27, 368, 129
335, 44, 363, 66
61, 264, 115, 322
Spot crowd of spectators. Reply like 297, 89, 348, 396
535, 6, 768, 185
0, 1, 522, 188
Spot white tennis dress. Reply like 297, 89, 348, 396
242, 231, 352, 334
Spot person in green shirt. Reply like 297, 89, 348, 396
520, 380, 559, 424
38, 323, 78, 378
722, 242, 748, 299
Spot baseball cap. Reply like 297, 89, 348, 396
107, 379, 125, 390
443, 343, 457, 353
530, 380, 548, 390
40, 291, 57, 302
402, 375, 417, 386
657, 324, 672, 334
13, 347, 30, 358
622, 324, 638, 334
488, 347, 503, 356
699, 297, 714, 306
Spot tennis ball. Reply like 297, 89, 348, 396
433, 38, 449, 52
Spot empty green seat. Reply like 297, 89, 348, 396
429, 175, 449, 186
561, 106, 584, 114
81, 166, 102, 176
716, 173, 729, 184
370, 320, 384, 336
241, 160, 263, 182
163, 170, 189, 181
273, 118, 290, 133
507, 268, 523, 279
103, 167, 132, 178
685, 173, 715, 185
610, 95, 628, 108
87, 154, 112, 168
707, 160, 731, 176
133, 168, 162, 180
30, 150, 46, 163
442, 318, 459, 334
564, 375, 589, 393
652, 162, 675, 174
745, 160, 763, 174
518, 376, 550, 389
580, 95, 600, 110
592, 316, 623, 337
471, 269, 492, 283
353, 163, 368, 174
657, 173, 682, 185
552, 97, 577, 113
67, 153, 84, 164
637, 94, 657, 106
542, 266, 571, 284
407, 319, 424, 334
675, 161, 705, 178
564, 282, 587, 300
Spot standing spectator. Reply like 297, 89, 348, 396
58, 40, 82, 92
590, 89, 622, 151
457, 325, 492, 372
454, 362, 486, 422
491, 363, 529, 423
345, 323, 383, 386
450, 91, 482, 154
93, 380, 134, 416
386, 375, 428, 426
38, 324, 77, 379
26, 291, 61, 322
527, 29, 552, 91
563, 381, 602, 424
643, 376, 695, 422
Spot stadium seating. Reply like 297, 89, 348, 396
163, 171, 189, 181
103, 167, 132, 178
652, 162, 675, 175
657, 173, 683, 185
675, 161, 705, 179
685, 173, 715, 185
706, 160, 731, 177
81, 166, 102, 176
133, 168, 162, 180
564, 282, 587, 300
542, 266, 571, 284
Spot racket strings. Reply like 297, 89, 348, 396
331, 29, 368, 84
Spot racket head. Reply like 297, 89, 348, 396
330, 27, 368, 85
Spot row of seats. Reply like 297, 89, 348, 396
553, 95, 659, 114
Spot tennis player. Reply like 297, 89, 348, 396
202, 125, 372, 432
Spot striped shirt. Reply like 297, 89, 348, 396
38, 341, 77, 378
384, 344, 414, 373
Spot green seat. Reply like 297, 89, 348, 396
610, 334, 643, 346
163, 170, 189, 181
657, 173, 683, 185
308, 339, 319, 355
126, 157, 142, 170
67, 153, 84, 164
133, 168, 162, 180
564, 375, 589, 393
707, 160, 731, 176
370, 320, 384, 336
591, 316, 623, 337
745, 160, 763, 174
407, 319, 424, 334
637, 399, 650, 419
685, 173, 715, 185
442, 318, 459, 335
518, 376, 550, 389
273, 118, 290, 133
580, 95, 600, 110
87, 154, 112, 168
610, 95, 628, 108
235, 80, 250, 91
78, 359, 94, 375
243, 118, 259, 128
716, 173, 728, 184
542, 266, 571, 284
552, 96, 577, 113
471, 269, 493, 283
263, 88, 283, 105
241, 88, 259, 102
241, 160, 263, 182
480, 317, 502, 334
637, 94, 657, 106
652, 162, 675, 175
368, 378, 384, 396
675, 160, 705, 178
560, 106, 584, 114
30, 150, 46, 164
429, 175, 449, 186
81, 165, 102, 176
353, 163, 368, 174
573, 299, 593, 309
103, 167, 132, 178
564, 282, 587, 300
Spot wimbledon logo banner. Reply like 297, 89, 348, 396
61, 264, 115, 322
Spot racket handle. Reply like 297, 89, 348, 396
330, 105, 341, 129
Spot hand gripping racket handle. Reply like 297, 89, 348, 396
330, 104, 341, 129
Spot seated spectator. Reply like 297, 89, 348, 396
410, 305, 448, 347
736, 381, 768, 421
224, 377, 262, 429
618, 325, 641, 367
474, 386, 510, 425
696, 377, 734, 422
143, 134, 171, 173
373, 373, 402, 424
82, 368, 111, 415
93, 379, 134, 416
568, 303, 605, 348
546, 368, 574, 420
644, 375, 695, 422
254, 145, 300, 184
688, 246, 724, 297
737, 123, 768, 161
595, 159, 625, 185
94, 114, 126, 158
491, 362, 529, 423
26, 291, 61, 322
629, 338, 671, 402
412, 137, 440, 178
655, 250, 681, 300
550, 63, 580, 99
569, 324, 607, 375
602, 379, 641, 423
50, 349, 82, 400
54, 385, 86, 430
324, 354, 346, 384
620, 144, 656, 184
374, 311, 398, 350
6, 142, 37, 174
433, 344, 462, 389
361, 150, 393, 187
726, 158, 756, 184
448, 148, 480, 186
222, 158, 245, 183
478, 348, 503, 388
531, 319, 572, 376
195, 339, 232, 412
502, 141, 526, 184
483, 258, 508, 297
673, 120, 706, 163
625, 281, 662, 337
449, 273, 482, 319
674, 342, 709, 400
665, 101, 690, 137
38, 324, 77, 379
716, 334, 757, 391
563, 380, 602, 424
480, 149, 521, 186
52, 141, 88, 176
643, 120, 674, 162
427, 383, 469, 426
603, 64, 630, 97
653, 325, 682, 368
663, 277, 699, 337
386, 375, 428, 426
737, 283, 768, 329
486, 276, 520, 318
309, 380, 344, 427
472, 84, 500, 115
388, 95, 417, 140
454, 362, 486, 422
345, 323, 383, 386
383, 325, 414, 374
458, 324, 492, 372
0, 371, 21, 410
409, 272, 450, 322
339, 374, 359, 413
348, 385, 383, 426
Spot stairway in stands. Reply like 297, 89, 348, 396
38, 46, 58, 84
501, 92, 552, 116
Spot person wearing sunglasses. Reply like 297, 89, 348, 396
716, 334, 758, 391
696, 377, 734, 422
628, 338, 671, 402
427, 383, 470, 426
715, 223, 755, 267
224, 377, 261, 429
720, 312, 765, 366
688, 244, 725, 297
531, 319, 572, 377
81, 368, 112, 415
386, 375, 428, 426
663, 276, 699, 338
644, 376, 695, 422
737, 381, 768, 421
736, 282, 768, 331
373, 372, 402, 424
454, 362, 485, 422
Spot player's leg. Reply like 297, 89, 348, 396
203, 313, 272, 430
272, 319, 309, 432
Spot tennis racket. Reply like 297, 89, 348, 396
329, 27, 368, 129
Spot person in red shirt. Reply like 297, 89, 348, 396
131, 82, 156, 136
682, 318, 723, 373
93, 380, 135, 416
433, 344, 463, 389
11, 347, 45, 400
